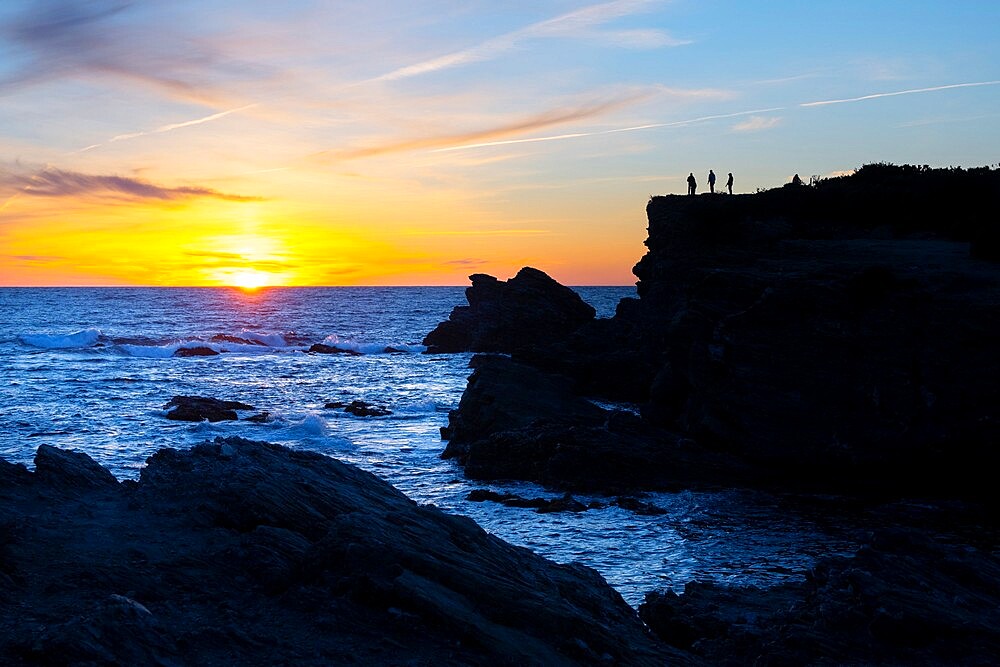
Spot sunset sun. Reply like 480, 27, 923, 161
227, 269, 272, 290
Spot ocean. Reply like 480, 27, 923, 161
0, 286, 862, 605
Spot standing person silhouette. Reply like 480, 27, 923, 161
687, 172, 697, 195
708, 169, 716, 194
726, 172, 734, 195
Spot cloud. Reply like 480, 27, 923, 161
732, 116, 782, 132
1, 165, 261, 202
0, 0, 257, 104
434, 105, 782, 153
317, 92, 652, 161
8, 255, 65, 263
444, 258, 488, 267
373, 0, 684, 82
800, 81, 1000, 107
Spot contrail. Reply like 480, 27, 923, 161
433, 79, 1000, 153
75, 104, 257, 153
800, 80, 1000, 107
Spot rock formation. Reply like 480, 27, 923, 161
422, 267, 596, 353
163, 395, 255, 422
435, 164, 1000, 500
0, 439, 683, 666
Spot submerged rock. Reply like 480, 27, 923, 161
423, 267, 596, 353
308, 343, 362, 355
163, 395, 255, 422
0, 440, 682, 665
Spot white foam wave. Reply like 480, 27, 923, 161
321, 334, 426, 355
119, 336, 294, 358
296, 413, 329, 436
20, 328, 101, 349
240, 330, 289, 347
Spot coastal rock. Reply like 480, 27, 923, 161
422, 267, 596, 353
0, 440, 683, 665
308, 343, 362, 355
639, 528, 1000, 665
441, 354, 606, 459
343, 400, 392, 417
466, 489, 592, 514
174, 346, 220, 357
442, 356, 749, 492
163, 395, 255, 422
33, 444, 118, 490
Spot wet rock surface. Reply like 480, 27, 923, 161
639, 528, 1000, 665
0, 439, 683, 666
422, 267, 596, 353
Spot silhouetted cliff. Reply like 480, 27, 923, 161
437, 165, 1000, 499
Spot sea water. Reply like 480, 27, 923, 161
0, 287, 862, 605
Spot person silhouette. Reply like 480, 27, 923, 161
708, 170, 716, 194
687, 172, 697, 195
726, 172, 734, 195
791, 173, 803, 186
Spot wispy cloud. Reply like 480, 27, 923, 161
1, 165, 261, 202
316, 92, 654, 161
373, 0, 685, 82
77, 104, 257, 153
732, 116, 782, 132
800, 81, 1000, 107
444, 258, 489, 267
433, 106, 783, 153
0, 0, 258, 105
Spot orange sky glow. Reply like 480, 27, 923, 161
2, 1, 997, 287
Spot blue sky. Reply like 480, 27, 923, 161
1, 0, 999, 285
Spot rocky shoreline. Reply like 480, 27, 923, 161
0, 439, 683, 665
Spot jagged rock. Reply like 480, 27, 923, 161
639, 528, 1000, 665
245, 412, 271, 423
163, 395, 254, 422
323, 400, 347, 409
308, 343, 362, 355
33, 444, 117, 490
174, 346, 219, 357
0, 440, 684, 665
423, 267, 596, 353
343, 400, 392, 417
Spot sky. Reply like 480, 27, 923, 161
1, 0, 998, 287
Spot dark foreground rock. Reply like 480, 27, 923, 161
639, 528, 1000, 665
163, 395, 255, 422
0, 439, 683, 666
422, 267, 596, 353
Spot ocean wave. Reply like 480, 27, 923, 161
115, 330, 298, 358
320, 334, 427, 355
20, 328, 102, 349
